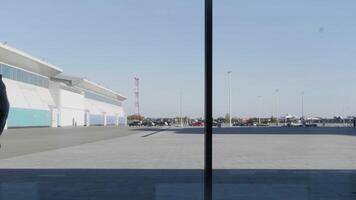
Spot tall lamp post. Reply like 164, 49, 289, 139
227, 71, 232, 127
180, 90, 183, 127
301, 91, 304, 121
257, 96, 262, 124
275, 89, 279, 126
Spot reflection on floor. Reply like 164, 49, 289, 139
0, 169, 355, 200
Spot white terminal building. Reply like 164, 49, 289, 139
0, 43, 127, 128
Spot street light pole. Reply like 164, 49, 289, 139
275, 89, 279, 127
258, 96, 261, 124
301, 91, 304, 119
227, 71, 232, 127
180, 90, 183, 127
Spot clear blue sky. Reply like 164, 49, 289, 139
1, 0, 356, 118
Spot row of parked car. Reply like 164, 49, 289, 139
128, 120, 172, 127
129, 119, 319, 128
190, 121, 223, 127
129, 120, 221, 127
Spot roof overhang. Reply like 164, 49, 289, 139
79, 79, 127, 101
0, 43, 62, 77
53, 74, 127, 101
52, 74, 83, 86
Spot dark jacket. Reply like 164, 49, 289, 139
0, 75, 9, 135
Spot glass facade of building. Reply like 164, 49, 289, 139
7, 107, 51, 127
84, 91, 122, 106
0, 63, 49, 88
118, 117, 126, 125
106, 116, 117, 125
89, 114, 105, 126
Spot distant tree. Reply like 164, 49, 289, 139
175, 116, 191, 124
270, 116, 277, 123
225, 113, 230, 123
183, 116, 191, 124
217, 117, 226, 123
231, 117, 241, 123
127, 114, 144, 121
260, 118, 269, 124
175, 117, 180, 123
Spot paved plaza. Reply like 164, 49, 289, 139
1, 127, 356, 169
0, 127, 355, 199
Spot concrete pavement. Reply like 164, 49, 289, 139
0, 126, 143, 159
0, 127, 356, 199
1, 127, 356, 169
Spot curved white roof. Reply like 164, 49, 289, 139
0, 43, 62, 77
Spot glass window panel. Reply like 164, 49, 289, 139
214, 1, 356, 199
2, 65, 11, 79
0, 64, 48, 87
16, 68, 22, 82
10, 67, 15, 80
0, 1, 204, 200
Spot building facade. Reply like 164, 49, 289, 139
0, 43, 126, 128
51, 75, 126, 127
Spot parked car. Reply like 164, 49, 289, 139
212, 121, 221, 127
154, 120, 166, 126
233, 122, 245, 127
142, 120, 155, 127
128, 120, 142, 127
191, 121, 204, 126
256, 123, 269, 127
306, 123, 317, 127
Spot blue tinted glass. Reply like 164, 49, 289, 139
40, 78, 45, 87
16, 69, 22, 82
34, 76, 39, 86
13, 68, 17, 80
44, 79, 49, 87
28, 73, 34, 84
21, 70, 25, 82
2, 65, 11, 78
0, 64, 49, 88
20, 70, 25, 83
26, 73, 31, 84
7, 66, 13, 79
9, 67, 15, 80
84, 91, 121, 106
36, 77, 41, 86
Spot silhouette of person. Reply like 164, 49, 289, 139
0, 75, 9, 135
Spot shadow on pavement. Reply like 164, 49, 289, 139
133, 127, 356, 136
0, 169, 355, 200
